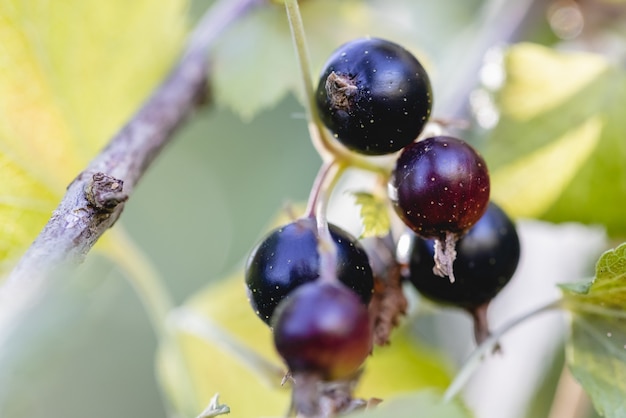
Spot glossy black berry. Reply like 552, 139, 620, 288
272, 281, 372, 381
315, 37, 432, 155
389, 136, 490, 239
405, 201, 521, 309
245, 217, 374, 325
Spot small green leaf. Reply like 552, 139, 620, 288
563, 242, 626, 308
354, 390, 472, 418
352, 191, 391, 238
558, 279, 593, 295
484, 43, 626, 236
562, 242, 626, 417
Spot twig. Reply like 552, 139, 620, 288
5, 0, 264, 286
0, 0, 264, 351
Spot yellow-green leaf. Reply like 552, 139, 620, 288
484, 43, 626, 236
0, 0, 187, 273
352, 191, 391, 239
497, 44, 607, 122
157, 272, 453, 417
490, 116, 602, 218
157, 275, 290, 418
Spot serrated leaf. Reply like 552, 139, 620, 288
0, 1, 187, 274
562, 242, 626, 417
352, 192, 391, 239
157, 272, 453, 417
484, 43, 626, 236
354, 390, 472, 418
562, 243, 626, 308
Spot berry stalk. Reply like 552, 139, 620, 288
283, 0, 390, 176
442, 298, 563, 403
283, 0, 337, 161
304, 161, 347, 284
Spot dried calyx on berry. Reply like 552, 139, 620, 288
271, 280, 373, 416
316, 37, 432, 155
401, 201, 521, 344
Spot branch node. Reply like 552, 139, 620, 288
85, 172, 128, 212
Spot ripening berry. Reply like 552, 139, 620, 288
390, 136, 490, 239
272, 281, 372, 381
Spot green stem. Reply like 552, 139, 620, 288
284, 0, 317, 125
306, 161, 348, 284
443, 298, 564, 403
283, 0, 337, 163
283, 0, 390, 177
304, 161, 346, 219
104, 228, 200, 417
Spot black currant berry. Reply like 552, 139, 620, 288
245, 217, 374, 325
390, 136, 490, 239
315, 37, 432, 155
272, 281, 372, 381
405, 201, 521, 309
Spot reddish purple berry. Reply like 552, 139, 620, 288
390, 135, 490, 239
272, 281, 372, 381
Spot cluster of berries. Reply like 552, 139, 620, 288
244, 37, 520, 415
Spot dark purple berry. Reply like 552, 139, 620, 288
272, 281, 372, 381
315, 37, 432, 155
405, 202, 521, 309
245, 217, 374, 325
389, 136, 490, 239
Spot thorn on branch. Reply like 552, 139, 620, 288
85, 172, 129, 212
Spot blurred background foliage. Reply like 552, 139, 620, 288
0, 0, 625, 417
